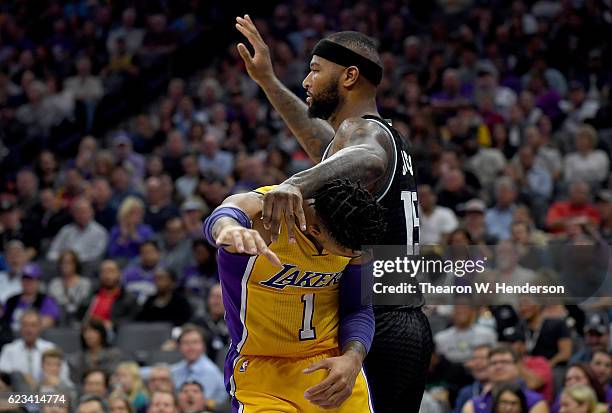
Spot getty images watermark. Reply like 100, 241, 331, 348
361, 244, 611, 306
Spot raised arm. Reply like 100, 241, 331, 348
235, 15, 334, 161
262, 119, 391, 242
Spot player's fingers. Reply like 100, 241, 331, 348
232, 231, 245, 253
302, 359, 330, 374
284, 198, 297, 244
307, 378, 344, 402
215, 228, 230, 246
242, 232, 258, 255
236, 16, 265, 49
295, 201, 307, 232
269, 202, 283, 243
234, 21, 259, 48
243, 14, 265, 43
254, 236, 282, 267
262, 194, 273, 230
236, 43, 253, 63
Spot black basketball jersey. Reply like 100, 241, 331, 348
322, 114, 423, 309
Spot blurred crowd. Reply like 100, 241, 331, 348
0, 0, 611, 413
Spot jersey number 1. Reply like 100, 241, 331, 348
401, 190, 419, 254
299, 293, 316, 340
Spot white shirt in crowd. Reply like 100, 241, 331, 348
0, 338, 70, 381
434, 324, 497, 364
419, 206, 459, 245
47, 221, 109, 262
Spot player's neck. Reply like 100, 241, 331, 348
328, 98, 379, 131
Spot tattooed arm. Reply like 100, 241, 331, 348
235, 14, 334, 161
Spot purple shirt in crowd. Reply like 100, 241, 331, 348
122, 265, 157, 305
471, 385, 544, 413
107, 224, 155, 259
7, 295, 60, 331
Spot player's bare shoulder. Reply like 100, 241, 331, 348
329, 117, 393, 156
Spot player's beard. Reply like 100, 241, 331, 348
307, 77, 341, 120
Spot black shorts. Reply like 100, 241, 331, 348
364, 308, 433, 413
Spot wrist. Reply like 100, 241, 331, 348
342, 342, 366, 364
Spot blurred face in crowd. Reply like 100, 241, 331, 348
452, 305, 475, 329
417, 185, 436, 212
39, 151, 58, 174
495, 390, 522, 413
511, 222, 530, 244
518, 146, 535, 170
78, 400, 105, 413
559, 393, 589, 413
303, 54, 342, 120
92, 179, 112, 206
114, 366, 135, 393
179, 331, 205, 363
193, 243, 211, 266
148, 392, 177, 413
99, 260, 121, 289
140, 243, 160, 268
465, 346, 490, 382
442, 169, 465, 192
16, 170, 38, 197
208, 284, 224, 319
83, 326, 103, 350
83, 371, 108, 397
72, 199, 94, 227
20, 312, 42, 345
109, 398, 130, 413
178, 383, 207, 413
147, 366, 173, 393
42, 406, 69, 413
40, 188, 58, 211
111, 167, 131, 191
496, 241, 519, 272
146, 178, 163, 205
584, 329, 609, 352
154, 270, 174, 295
59, 252, 78, 277
489, 351, 519, 383
22, 276, 40, 296
495, 183, 516, 208
590, 351, 612, 385
565, 366, 589, 388
6, 242, 26, 271
182, 155, 199, 176
517, 301, 540, 322
165, 218, 185, 246
569, 182, 589, 206
42, 356, 62, 378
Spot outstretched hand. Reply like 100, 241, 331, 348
215, 224, 281, 267
235, 14, 275, 86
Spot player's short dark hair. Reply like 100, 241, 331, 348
327, 31, 381, 66
312, 179, 386, 251
78, 395, 107, 413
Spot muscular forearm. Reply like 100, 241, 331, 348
260, 77, 334, 161
285, 146, 386, 198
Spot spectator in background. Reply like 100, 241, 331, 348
82, 368, 110, 399
461, 345, 547, 413
47, 197, 109, 264
108, 196, 154, 261
26, 188, 72, 251
546, 181, 600, 235
15, 169, 39, 215
181, 240, 217, 309
197, 134, 234, 179
559, 384, 607, 413
177, 380, 213, 413
554, 364, 607, 412
196, 284, 228, 363
523, 126, 562, 182
110, 164, 140, 208
87, 260, 138, 331
501, 326, 554, 403
162, 130, 188, 180
435, 304, 497, 364
0, 310, 69, 388
158, 217, 192, 276
485, 177, 518, 242
170, 325, 226, 407
77, 396, 107, 413
136, 267, 191, 326
563, 125, 609, 188
48, 250, 92, 326
419, 184, 459, 245
437, 168, 476, 212
491, 382, 529, 413
112, 362, 148, 412
64, 57, 103, 129
454, 345, 491, 413
588, 350, 612, 405
571, 313, 610, 364
144, 177, 179, 232
2, 263, 59, 331
37, 348, 76, 401
68, 318, 125, 385
35, 151, 60, 190
122, 240, 161, 304
518, 301, 572, 367
140, 14, 178, 58
107, 8, 145, 55
0, 200, 38, 257
146, 364, 174, 395
148, 391, 179, 413
108, 393, 135, 413
113, 132, 146, 182
91, 177, 118, 232
459, 199, 495, 244
180, 198, 208, 240
0, 240, 28, 304
176, 155, 200, 200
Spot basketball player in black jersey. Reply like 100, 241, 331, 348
236, 15, 433, 412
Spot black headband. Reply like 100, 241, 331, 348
311, 39, 382, 85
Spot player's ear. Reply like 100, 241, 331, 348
343, 66, 359, 88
